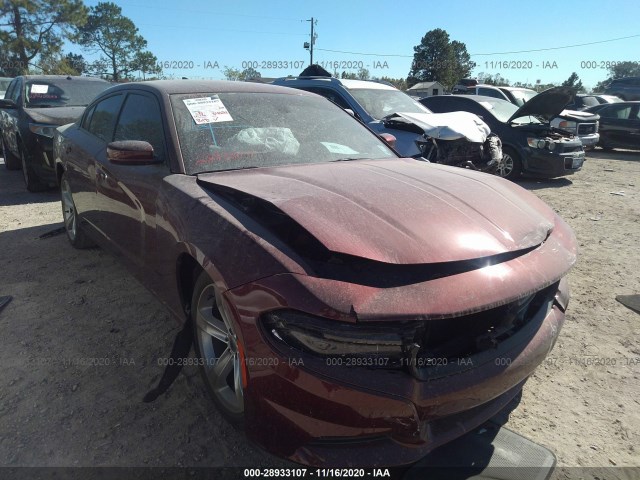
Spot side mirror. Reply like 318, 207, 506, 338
107, 140, 160, 165
379, 132, 397, 149
0, 98, 17, 109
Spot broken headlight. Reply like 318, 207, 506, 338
263, 310, 416, 364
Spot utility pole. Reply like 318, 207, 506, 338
304, 17, 317, 66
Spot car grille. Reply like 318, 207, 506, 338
578, 123, 597, 135
408, 282, 558, 380
560, 144, 584, 154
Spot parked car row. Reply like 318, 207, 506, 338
51, 79, 577, 467
0, 75, 111, 190
421, 88, 585, 179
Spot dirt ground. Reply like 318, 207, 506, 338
0, 150, 638, 477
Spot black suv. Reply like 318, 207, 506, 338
0, 75, 111, 191
604, 77, 640, 101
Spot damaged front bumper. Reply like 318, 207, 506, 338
225, 217, 576, 467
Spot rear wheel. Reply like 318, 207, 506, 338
2, 139, 21, 170
496, 146, 522, 180
191, 271, 245, 423
20, 146, 47, 192
60, 173, 94, 249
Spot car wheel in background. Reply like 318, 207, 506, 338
192, 270, 245, 424
20, 146, 47, 192
2, 139, 21, 170
60, 173, 94, 249
496, 146, 522, 180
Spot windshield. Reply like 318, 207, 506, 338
171, 92, 397, 175
0, 78, 11, 91
476, 98, 542, 124
349, 88, 431, 120
24, 79, 111, 108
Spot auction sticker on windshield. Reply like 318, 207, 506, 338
30, 84, 49, 94
183, 96, 233, 124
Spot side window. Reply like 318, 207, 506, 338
305, 87, 351, 110
81, 105, 96, 130
478, 88, 502, 99
598, 106, 614, 118
114, 93, 166, 162
6, 79, 20, 103
88, 94, 124, 142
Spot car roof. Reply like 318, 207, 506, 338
430, 94, 513, 106
339, 79, 396, 90
497, 86, 536, 93
274, 76, 396, 91
104, 79, 317, 96
19, 75, 109, 83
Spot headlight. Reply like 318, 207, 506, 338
558, 120, 577, 133
527, 137, 556, 151
29, 123, 56, 138
263, 310, 417, 363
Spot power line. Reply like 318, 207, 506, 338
316, 34, 640, 58
471, 34, 640, 55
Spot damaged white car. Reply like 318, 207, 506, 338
273, 76, 503, 173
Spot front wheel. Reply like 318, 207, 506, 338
496, 146, 522, 180
191, 271, 245, 423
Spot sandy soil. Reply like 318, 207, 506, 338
0, 150, 638, 477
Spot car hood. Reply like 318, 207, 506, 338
508, 86, 576, 123
25, 106, 86, 125
198, 159, 556, 265
556, 109, 600, 121
387, 111, 490, 143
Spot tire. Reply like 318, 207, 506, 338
2, 139, 21, 170
191, 270, 245, 423
496, 146, 523, 180
20, 145, 47, 192
60, 173, 95, 249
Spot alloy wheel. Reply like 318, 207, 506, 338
194, 284, 244, 415
497, 153, 514, 178
60, 178, 77, 242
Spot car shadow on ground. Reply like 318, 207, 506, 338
515, 177, 573, 191
589, 148, 640, 162
0, 160, 60, 206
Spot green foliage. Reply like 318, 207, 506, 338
0, 0, 87, 76
131, 51, 161, 80
561, 72, 585, 93
75, 2, 147, 81
35, 51, 86, 75
239, 67, 261, 80
477, 72, 510, 86
356, 67, 370, 80
375, 76, 407, 90
609, 61, 640, 79
407, 29, 475, 89
223, 66, 242, 81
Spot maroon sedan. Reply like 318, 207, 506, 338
54, 80, 576, 467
